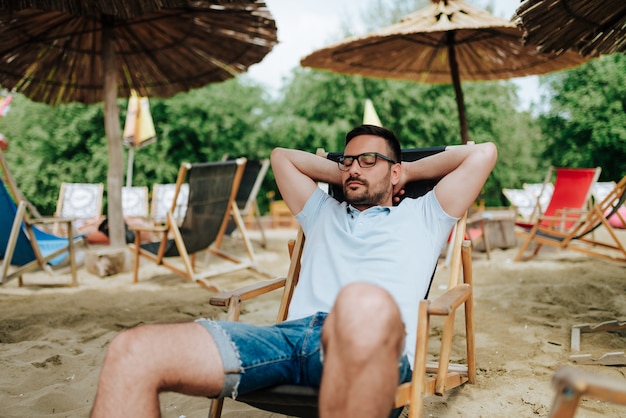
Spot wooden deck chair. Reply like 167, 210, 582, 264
514, 167, 601, 260
131, 158, 272, 288
548, 366, 626, 418
208, 147, 476, 418
54, 182, 104, 235
515, 172, 626, 265
122, 186, 149, 219
227, 158, 270, 248
0, 178, 83, 287
150, 182, 189, 225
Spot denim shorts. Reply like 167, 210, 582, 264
196, 312, 412, 403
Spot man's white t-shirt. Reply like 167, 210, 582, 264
289, 187, 457, 368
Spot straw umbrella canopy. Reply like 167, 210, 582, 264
514, 0, 626, 57
301, 0, 588, 145
0, 0, 277, 247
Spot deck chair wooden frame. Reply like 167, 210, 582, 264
515, 173, 626, 265
229, 158, 270, 248
549, 366, 626, 418
1, 150, 83, 287
131, 158, 272, 288
207, 147, 476, 418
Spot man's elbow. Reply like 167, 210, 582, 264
270, 147, 289, 168
478, 142, 498, 171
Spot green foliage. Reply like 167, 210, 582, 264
0, 66, 548, 213
0, 95, 110, 213
539, 54, 626, 182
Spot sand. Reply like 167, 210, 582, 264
1, 228, 625, 418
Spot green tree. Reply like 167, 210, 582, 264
539, 53, 626, 181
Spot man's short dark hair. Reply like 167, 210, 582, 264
345, 125, 401, 163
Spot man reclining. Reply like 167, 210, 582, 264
91, 124, 497, 418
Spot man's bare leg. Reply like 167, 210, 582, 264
319, 282, 405, 418
91, 322, 224, 418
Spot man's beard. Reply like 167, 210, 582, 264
343, 176, 391, 207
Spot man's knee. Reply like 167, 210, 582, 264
103, 326, 154, 373
327, 283, 404, 349
335, 282, 402, 323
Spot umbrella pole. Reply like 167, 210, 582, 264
126, 147, 134, 188
102, 16, 126, 248
447, 31, 469, 145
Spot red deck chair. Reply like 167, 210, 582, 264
515, 167, 601, 261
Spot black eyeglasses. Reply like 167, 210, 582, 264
337, 152, 397, 171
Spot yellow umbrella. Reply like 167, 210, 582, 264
123, 91, 156, 187
363, 99, 382, 126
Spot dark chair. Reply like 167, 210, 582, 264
131, 158, 273, 289
208, 147, 477, 418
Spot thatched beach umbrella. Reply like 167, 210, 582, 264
514, 0, 626, 57
301, 0, 588, 144
0, 0, 277, 247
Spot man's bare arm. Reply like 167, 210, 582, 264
271, 148, 342, 216
397, 143, 498, 218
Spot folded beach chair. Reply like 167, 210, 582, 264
515, 171, 626, 265
0, 162, 84, 287
548, 366, 626, 418
131, 158, 273, 288
208, 147, 476, 418
54, 182, 104, 235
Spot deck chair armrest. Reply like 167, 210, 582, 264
537, 214, 582, 223
554, 208, 587, 216
28, 216, 75, 225
130, 224, 168, 233
467, 212, 491, 223
428, 283, 471, 316
209, 278, 287, 308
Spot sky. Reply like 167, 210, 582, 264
245, 0, 542, 110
